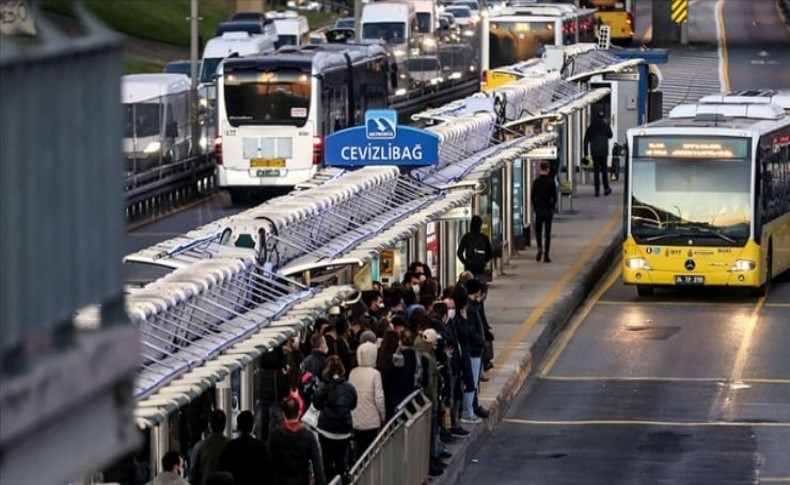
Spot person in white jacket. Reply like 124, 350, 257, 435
348, 341, 386, 460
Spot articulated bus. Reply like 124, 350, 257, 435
215, 45, 390, 202
581, 0, 634, 44
624, 91, 790, 296
481, 2, 596, 90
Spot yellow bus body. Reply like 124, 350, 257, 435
623, 212, 790, 290
594, 11, 634, 42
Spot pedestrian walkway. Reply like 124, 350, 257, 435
435, 179, 624, 484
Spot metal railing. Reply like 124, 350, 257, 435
331, 391, 432, 485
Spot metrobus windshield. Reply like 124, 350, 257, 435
488, 20, 555, 70
223, 67, 311, 127
629, 136, 752, 247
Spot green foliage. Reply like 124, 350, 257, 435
124, 59, 165, 74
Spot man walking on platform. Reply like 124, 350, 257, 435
583, 110, 613, 197
531, 161, 557, 263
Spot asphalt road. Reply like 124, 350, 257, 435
458, 3, 790, 483
460, 268, 790, 484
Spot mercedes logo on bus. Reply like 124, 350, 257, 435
684, 259, 696, 271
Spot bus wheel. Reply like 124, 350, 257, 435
753, 244, 773, 297
637, 285, 654, 297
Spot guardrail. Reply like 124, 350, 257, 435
391, 77, 481, 118
329, 391, 432, 485
125, 153, 216, 221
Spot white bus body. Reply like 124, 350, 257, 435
216, 46, 390, 201
122, 73, 191, 172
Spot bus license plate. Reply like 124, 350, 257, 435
675, 275, 704, 285
250, 158, 285, 168
256, 169, 281, 177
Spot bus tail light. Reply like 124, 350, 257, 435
312, 136, 323, 165
213, 136, 223, 165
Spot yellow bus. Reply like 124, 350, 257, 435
481, 2, 596, 91
624, 91, 790, 296
585, 0, 635, 44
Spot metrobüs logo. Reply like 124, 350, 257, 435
365, 109, 397, 140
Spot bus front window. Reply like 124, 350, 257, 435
488, 21, 554, 70
224, 68, 311, 127
630, 158, 752, 246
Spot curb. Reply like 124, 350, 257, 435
435, 223, 624, 485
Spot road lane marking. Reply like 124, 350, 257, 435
724, 291, 768, 420
126, 192, 224, 232
729, 293, 768, 384
537, 264, 621, 378
598, 300, 747, 307
503, 418, 790, 428
761, 478, 790, 483
491, 207, 623, 373
716, 0, 730, 91
540, 376, 790, 385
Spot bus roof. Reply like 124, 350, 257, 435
121, 74, 190, 103
634, 102, 789, 136
361, 2, 414, 22
222, 49, 352, 75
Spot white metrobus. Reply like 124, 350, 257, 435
215, 45, 391, 202
624, 91, 790, 295
481, 3, 596, 90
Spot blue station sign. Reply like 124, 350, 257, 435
324, 110, 440, 167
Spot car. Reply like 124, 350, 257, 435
215, 20, 266, 36
405, 55, 443, 89
232, 12, 266, 22
164, 59, 194, 78
443, 6, 474, 27
334, 17, 355, 29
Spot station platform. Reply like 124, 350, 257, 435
436, 179, 625, 484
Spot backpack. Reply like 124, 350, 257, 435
465, 234, 488, 273
300, 370, 321, 407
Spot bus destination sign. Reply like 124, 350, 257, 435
635, 136, 749, 159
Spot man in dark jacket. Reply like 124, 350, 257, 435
583, 110, 613, 197
189, 410, 228, 485
462, 279, 488, 423
531, 160, 557, 263
218, 411, 272, 485
456, 215, 492, 280
269, 397, 326, 485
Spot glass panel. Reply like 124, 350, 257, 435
362, 22, 407, 44
224, 68, 311, 127
488, 20, 555, 70
630, 158, 751, 246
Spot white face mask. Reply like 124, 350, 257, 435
447, 309, 456, 320
412, 284, 420, 295
378, 302, 385, 308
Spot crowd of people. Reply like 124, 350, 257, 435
151, 252, 498, 485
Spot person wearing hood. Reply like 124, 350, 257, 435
348, 342, 386, 460
457, 215, 493, 281
269, 396, 327, 485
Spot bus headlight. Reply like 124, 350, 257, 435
625, 257, 651, 270
143, 141, 161, 154
729, 259, 756, 272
